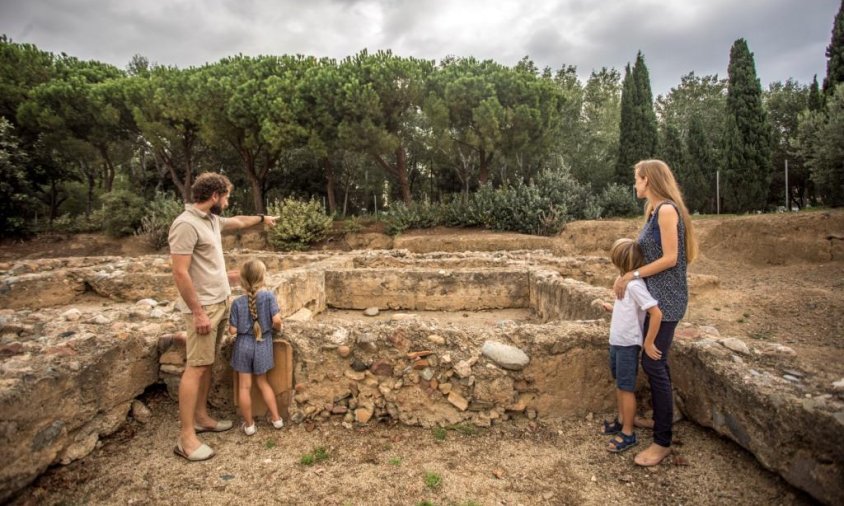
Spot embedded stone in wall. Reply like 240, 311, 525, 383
481, 341, 529, 371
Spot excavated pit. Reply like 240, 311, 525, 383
0, 249, 841, 504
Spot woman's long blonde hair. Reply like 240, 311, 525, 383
239, 259, 267, 341
634, 159, 698, 264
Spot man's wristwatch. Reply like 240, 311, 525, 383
632, 270, 641, 280
258, 214, 265, 223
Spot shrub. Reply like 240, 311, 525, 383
51, 208, 106, 234
339, 215, 364, 234
266, 198, 333, 251
535, 167, 600, 220
598, 183, 640, 218
101, 190, 146, 237
136, 193, 183, 250
384, 202, 438, 235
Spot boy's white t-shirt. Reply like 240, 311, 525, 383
609, 279, 659, 347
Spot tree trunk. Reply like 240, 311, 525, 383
240, 149, 265, 214
372, 145, 412, 205
85, 166, 95, 216
182, 132, 195, 203
396, 146, 411, 204
323, 158, 337, 214
478, 148, 489, 185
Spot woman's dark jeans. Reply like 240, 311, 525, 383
642, 316, 679, 447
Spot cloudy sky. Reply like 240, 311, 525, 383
0, 0, 839, 96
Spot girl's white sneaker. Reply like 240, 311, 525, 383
242, 422, 257, 436
271, 418, 284, 429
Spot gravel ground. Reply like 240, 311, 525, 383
10, 387, 814, 506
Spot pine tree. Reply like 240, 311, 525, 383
823, 0, 844, 97
615, 52, 658, 183
722, 39, 772, 212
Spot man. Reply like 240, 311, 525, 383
168, 172, 277, 461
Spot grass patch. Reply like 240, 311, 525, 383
750, 330, 774, 340
416, 501, 435, 506
265, 439, 276, 449
424, 471, 442, 489
432, 427, 447, 441
388, 457, 402, 466
432, 423, 478, 442
314, 446, 329, 462
445, 423, 477, 436
300, 446, 330, 466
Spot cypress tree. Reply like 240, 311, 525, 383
808, 75, 824, 112
660, 124, 686, 185
686, 115, 715, 213
615, 52, 658, 183
722, 39, 772, 212
823, 0, 844, 97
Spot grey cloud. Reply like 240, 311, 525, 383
0, 0, 838, 95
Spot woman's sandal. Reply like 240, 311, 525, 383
174, 440, 215, 461
602, 418, 623, 435
607, 432, 638, 453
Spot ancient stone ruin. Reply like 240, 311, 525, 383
0, 249, 841, 504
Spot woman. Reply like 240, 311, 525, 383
613, 159, 698, 466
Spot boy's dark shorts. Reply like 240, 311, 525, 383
609, 344, 641, 392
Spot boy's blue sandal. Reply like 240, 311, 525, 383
602, 418, 623, 435
607, 431, 638, 453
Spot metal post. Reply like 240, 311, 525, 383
716, 170, 720, 215
374, 195, 377, 217
785, 159, 789, 211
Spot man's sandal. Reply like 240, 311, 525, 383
607, 432, 638, 453
602, 418, 623, 435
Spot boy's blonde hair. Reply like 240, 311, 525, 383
239, 259, 267, 341
634, 159, 698, 263
610, 238, 645, 275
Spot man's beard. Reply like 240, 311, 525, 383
210, 203, 223, 215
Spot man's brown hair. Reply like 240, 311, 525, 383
610, 238, 645, 275
191, 173, 232, 203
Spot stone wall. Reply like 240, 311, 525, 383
0, 313, 163, 503
529, 270, 609, 322
324, 269, 530, 311
672, 336, 844, 505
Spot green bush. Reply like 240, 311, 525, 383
598, 183, 640, 218
535, 167, 600, 220
50, 208, 106, 234
100, 190, 146, 237
137, 192, 184, 249
266, 198, 333, 251
384, 202, 439, 235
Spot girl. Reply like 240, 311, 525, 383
228, 259, 285, 435
613, 159, 698, 466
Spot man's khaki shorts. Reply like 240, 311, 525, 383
184, 301, 230, 367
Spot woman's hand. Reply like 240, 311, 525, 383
613, 274, 630, 299
644, 341, 662, 360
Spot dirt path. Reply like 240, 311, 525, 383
11, 388, 811, 506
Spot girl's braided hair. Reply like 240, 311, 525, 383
239, 259, 267, 341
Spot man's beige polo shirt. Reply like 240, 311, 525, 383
168, 205, 231, 313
